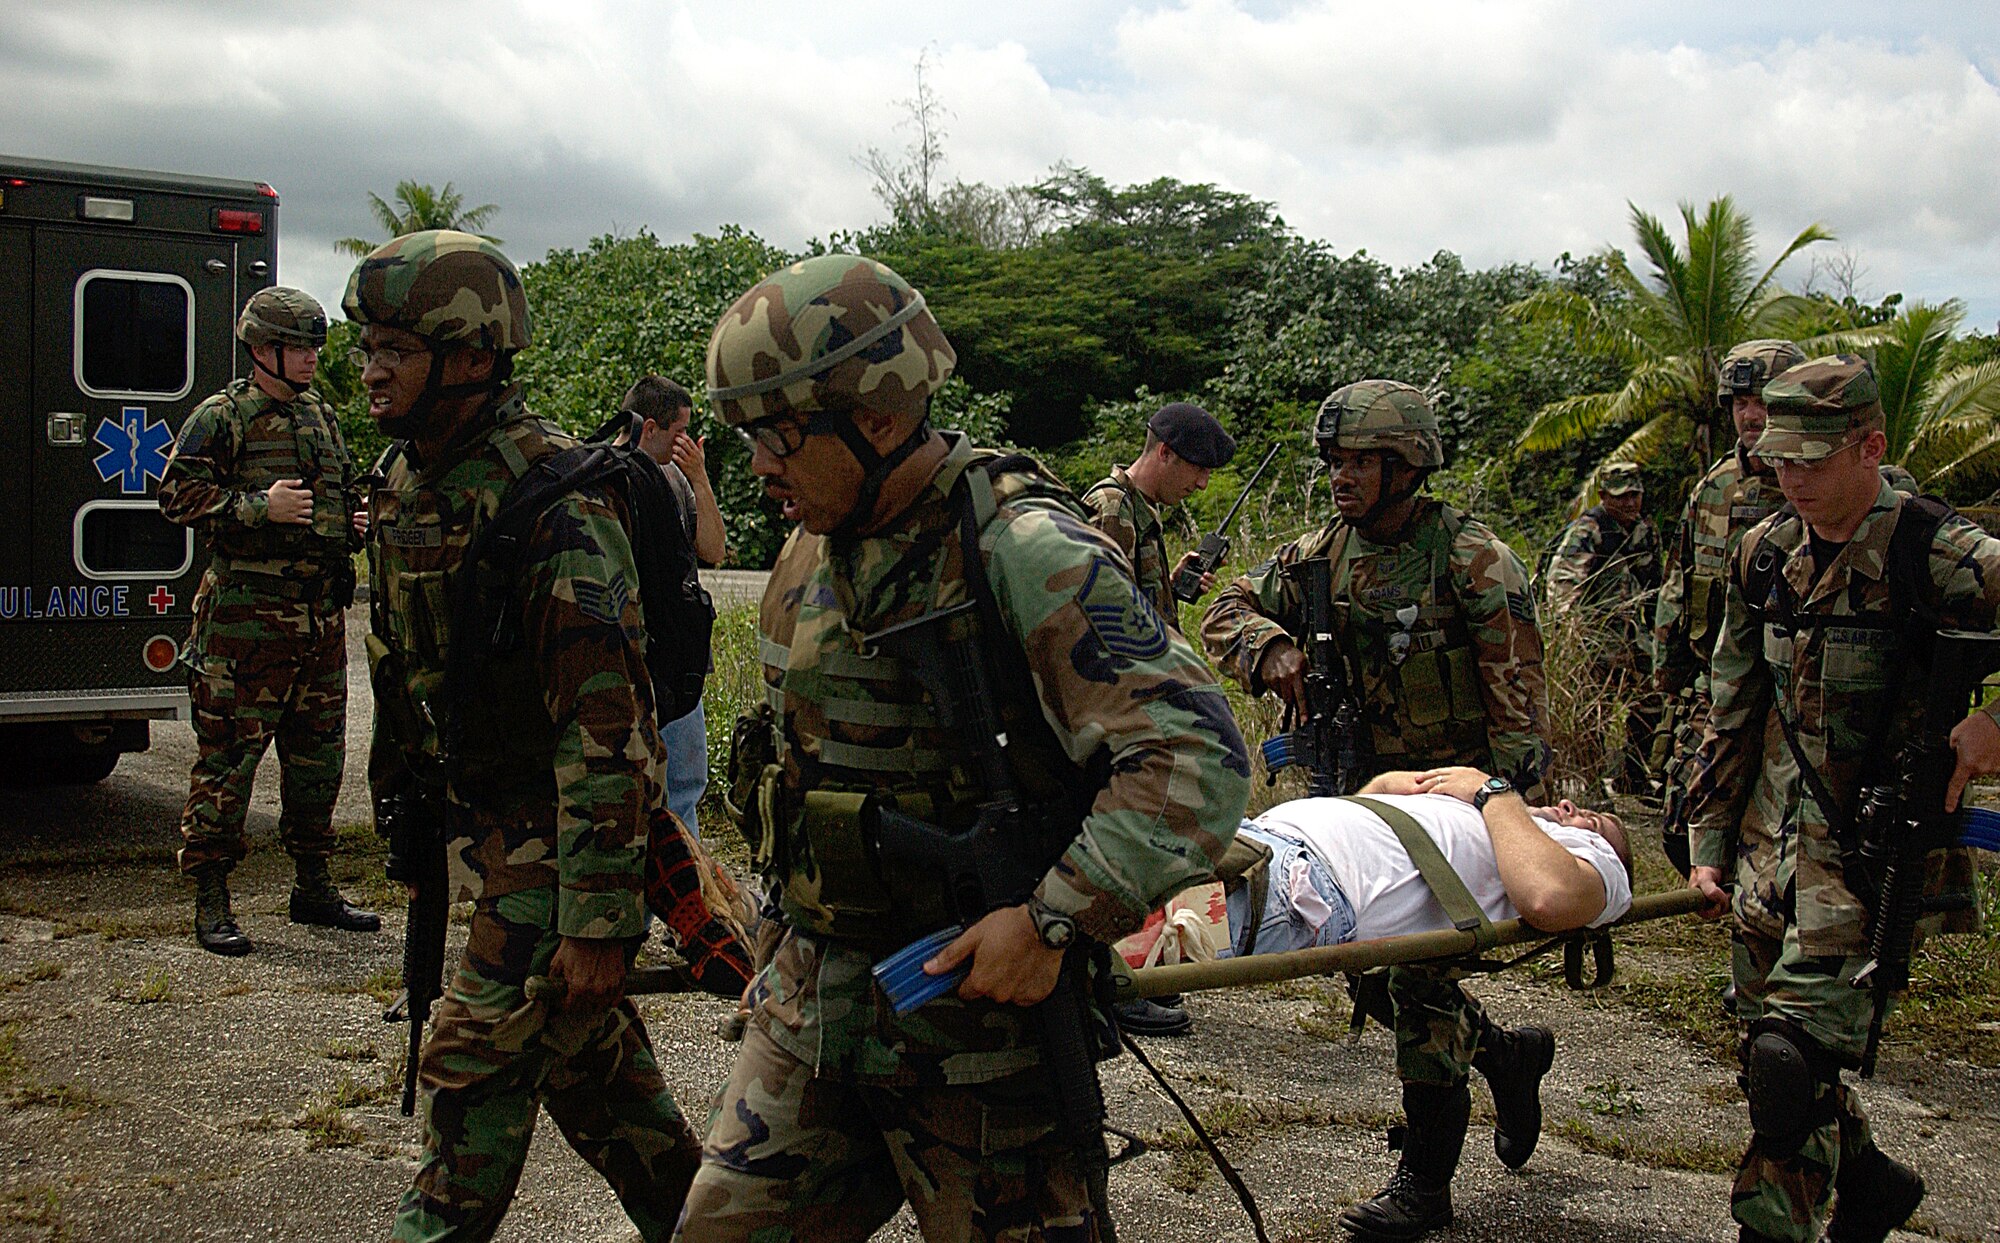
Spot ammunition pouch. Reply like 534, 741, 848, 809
724, 704, 780, 841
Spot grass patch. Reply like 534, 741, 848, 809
1145, 1095, 1399, 1192
320, 1038, 380, 1063
9, 1078, 117, 1115
0, 961, 62, 994
1579, 1078, 1646, 1119
1551, 1116, 1736, 1174
1, 1183, 62, 1231
110, 970, 174, 1005
74, 911, 186, 942
293, 1098, 365, 1149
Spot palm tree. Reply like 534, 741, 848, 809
333, 181, 501, 256
1857, 300, 2000, 495
1510, 196, 1831, 470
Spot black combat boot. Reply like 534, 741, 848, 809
289, 856, 382, 932
1113, 997, 1193, 1036
1823, 1144, 1924, 1243
193, 866, 252, 956
1340, 1081, 1470, 1240
1472, 1021, 1556, 1169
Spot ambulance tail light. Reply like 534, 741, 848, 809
212, 208, 265, 235
143, 635, 179, 674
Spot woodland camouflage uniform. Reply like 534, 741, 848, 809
1081, 463, 1178, 628
677, 255, 1249, 1243
1200, 380, 1556, 1237
1687, 355, 1996, 1242
350, 231, 700, 1242
1545, 462, 1661, 792
1653, 339, 1802, 864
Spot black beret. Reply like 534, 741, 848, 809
1147, 402, 1237, 469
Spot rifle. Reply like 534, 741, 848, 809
1171, 444, 1282, 603
1849, 629, 2000, 1078
1258, 557, 1370, 796
863, 602, 1118, 1233
377, 791, 449, 1115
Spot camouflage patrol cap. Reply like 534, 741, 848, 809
1753, 354, 1883, 462
1598, 461, 1644, 496
1313, 380, 1444, 469
1716, 339, 1807, 409
236, 287, 328, 348
341, 229, 530, 353
705, 254, 955, 426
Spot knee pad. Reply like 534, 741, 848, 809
1740, 1018, 1838, 1160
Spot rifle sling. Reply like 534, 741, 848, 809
1345, 796, 1498, 949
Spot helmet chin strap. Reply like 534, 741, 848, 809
249, 342, 305, 400
828, 415, 934, 541
1356, 455, 1424, 532
402, 349, 514, 433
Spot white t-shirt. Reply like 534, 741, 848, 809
1250, 793, 1632, 942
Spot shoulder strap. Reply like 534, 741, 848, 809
1344, 796, 1497, 948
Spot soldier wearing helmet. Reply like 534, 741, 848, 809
1544, 461, 1662, 796
159, 285, 376, 957
1651, 338, 1805, 874
1200, 378, 1554, 1240
350, 231, 703, 1240
1684, 354, 2000, 1242
678, 254, 1248, 1242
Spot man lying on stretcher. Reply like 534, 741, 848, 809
1225, 766, 1634, 956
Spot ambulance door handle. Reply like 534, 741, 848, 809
203, 259, 227, 275
47, 412, 86, 446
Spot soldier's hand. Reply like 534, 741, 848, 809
549, 936, 627, 1016
1258, 640, 1307, 712
1688, 866, 1729, 920
1946, 710, 2000, 812
1173, 551, 1217, 596
351, 509, 371, 538
925, 905, 1064, 1007
267, 478, 314, 525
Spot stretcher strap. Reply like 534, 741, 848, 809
1346, 796, 1498, 950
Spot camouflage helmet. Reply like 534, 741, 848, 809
341, 229, 530, 353
1753, 354, 1883, 462
1716, 339, 1806, 409
236, 287, 328, 349
1313, 380, 1445, 469
705, 254, 955, 427
1598, 461, 1644, 496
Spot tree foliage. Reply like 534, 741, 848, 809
334, 180, 501, 256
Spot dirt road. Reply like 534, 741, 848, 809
1, 603, 1993, 1241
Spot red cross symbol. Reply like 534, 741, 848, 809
148, 586, 176, 614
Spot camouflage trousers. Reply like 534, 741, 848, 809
1727, 924, 1883, 1242
176, 575, 346, 875
673, 1019, 1106, 1242
392, 886, 701, 1243
1384, 965, 1487, 1087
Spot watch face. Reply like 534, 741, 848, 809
1039, 914, 1076, 949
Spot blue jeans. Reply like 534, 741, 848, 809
1223, 823, 1357, 957
661, 700, 707, 841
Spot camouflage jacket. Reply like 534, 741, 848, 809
1653, 448, 1781, 704
160, 379, 358, 577
367, 388, 662, 940
1081, 464, 1178, 630
1688, 481, 1999, 955
1201, 500, 1552, 798
1544, 508, 1661, 666
747, 434, 1248, 1085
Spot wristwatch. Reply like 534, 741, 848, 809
1472, 776, 1515, 811
1025, 896, 1077, 950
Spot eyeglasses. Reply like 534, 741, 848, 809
732, 409, 843, 459
348, 345, 431, 371
1769, 438, 1864, 475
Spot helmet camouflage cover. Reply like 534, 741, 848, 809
1716, 339, 1807, 408
237, 286, 328, 348
341, 229, 531, 353
1598, 461, 1644, 496
1312, 379, 1445, 469
1754, 353, 1883, 462
705, 254, 955, 427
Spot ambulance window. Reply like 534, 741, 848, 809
75, 501, 194, 580
75, 272, 195, 399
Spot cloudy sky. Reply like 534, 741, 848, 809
7, 0, 1998, 332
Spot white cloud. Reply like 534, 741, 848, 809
1, 1, 1996, 331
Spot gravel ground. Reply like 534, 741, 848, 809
2, 604, 1994, 1241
